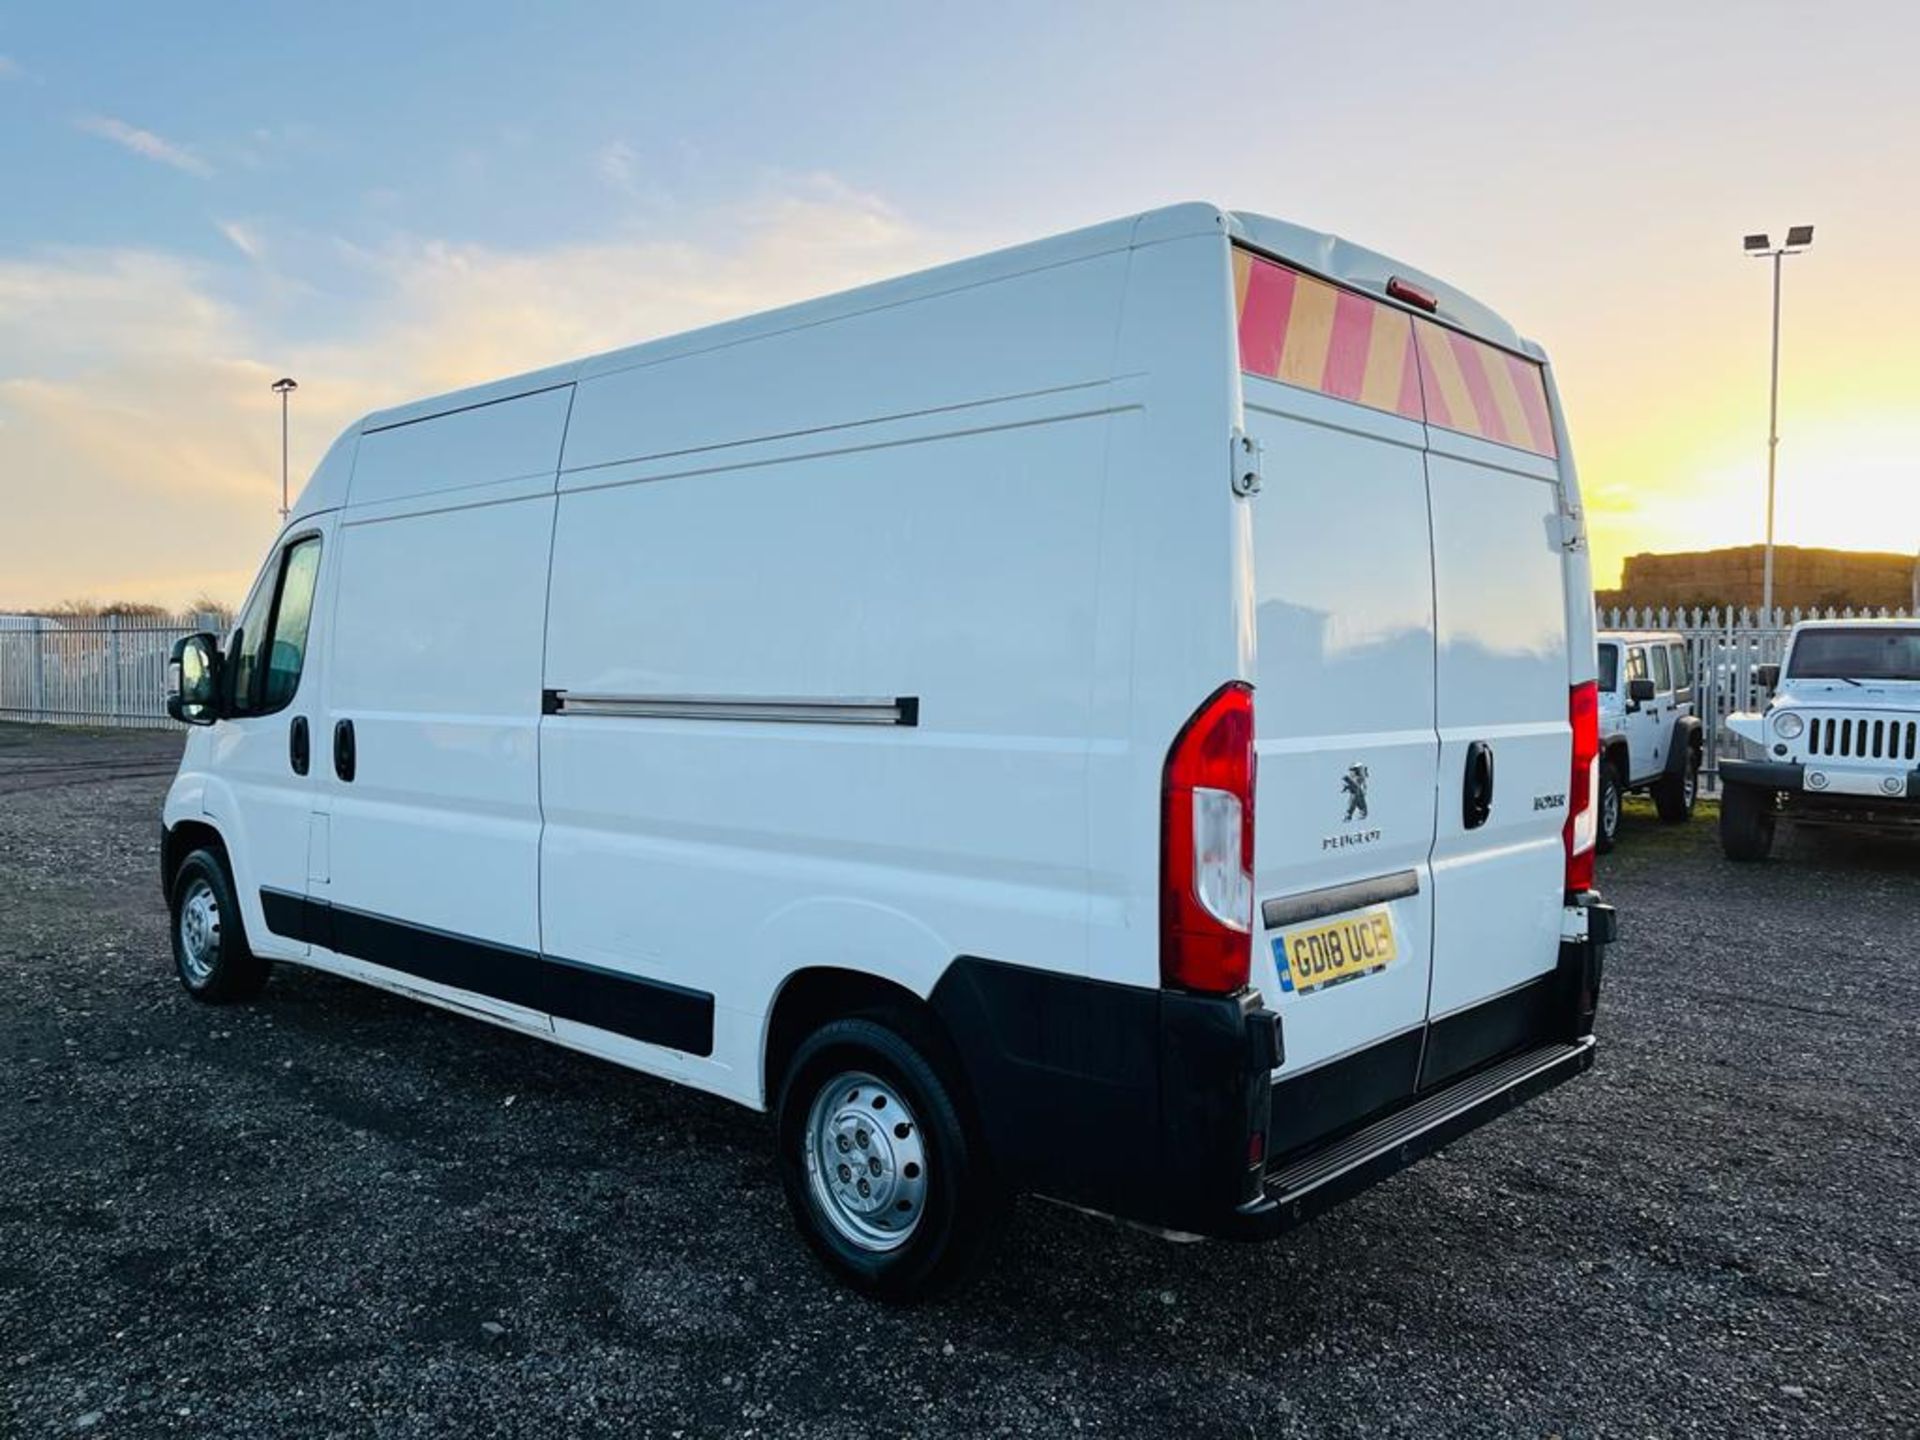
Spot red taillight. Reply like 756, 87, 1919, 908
1161, 683, 1256, 994
1386, 276, 1439, 312
1565, 680, 1600, 893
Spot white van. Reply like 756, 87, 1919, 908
162, 204, 1614, 1298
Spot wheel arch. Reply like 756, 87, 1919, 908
1602, 736, 1631, 778
1664, 714, 1704, 776
763, 966, 955, 1110
161, 818, 228, 903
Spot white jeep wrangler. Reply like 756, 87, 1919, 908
1721, 619, 1920, 861
1595, 631, 1703, 851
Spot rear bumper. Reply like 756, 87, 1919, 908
930, 900, 1612, 1239
1229, 1036, 1595, 1237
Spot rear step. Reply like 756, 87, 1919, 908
1241, 1038, 1595, 1231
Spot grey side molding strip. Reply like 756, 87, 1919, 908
543, 690, 919, 727
1262, 869, 1420, 930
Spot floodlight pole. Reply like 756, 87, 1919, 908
271, 377, 298, 522
1745, 228, 1812, 619
1763, 250, 1782, 619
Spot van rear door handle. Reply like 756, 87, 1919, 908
333, 718, 356, 783
288, 715, 309, 776
1462, 741, 1495, 829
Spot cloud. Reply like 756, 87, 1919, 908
0, 55, 20, 80
597, 139, 638, 193
75, 114, 213, 177
216, 220, 263, 261
0, 177, 965, 608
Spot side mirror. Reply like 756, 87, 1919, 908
1627, 677, 1656, 706
1756, 663, 1780, 691
167, 632, 223, 726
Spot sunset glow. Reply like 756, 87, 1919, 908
2, 3, 1916, 608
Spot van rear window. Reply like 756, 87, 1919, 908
1234, 249, 1558, 458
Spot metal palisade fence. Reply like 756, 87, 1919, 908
0, 613, 225, 729
1599, 603, 1916, 792
1, 602, 1913, 743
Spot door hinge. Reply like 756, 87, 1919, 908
1230, 427, 1263, 497
1555, 506, 1586, 551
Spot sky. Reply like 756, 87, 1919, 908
2, 1, 1916, 608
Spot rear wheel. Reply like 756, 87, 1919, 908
775, 1012, 1001, 1301
169, 848, 270, 1002
1651, 750, 1700, 824
1596, 759, 1624, 853
1719, 782, 1776, 862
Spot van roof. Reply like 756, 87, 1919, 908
304, 204, 1539, 513
1598, 631, 1686, 645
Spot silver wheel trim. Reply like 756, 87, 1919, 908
803, 1070, 929, 1253
1683, 764, 1698, 806
178, 877, 221, 984
1601, 776, 1621, 836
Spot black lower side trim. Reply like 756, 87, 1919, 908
259, 888, 714, 1057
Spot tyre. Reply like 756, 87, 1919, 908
1596, 759, 1624, 853
169, 847, 270, 1003
775, 1012, 1002, 1301
1651, 749, 1700, 824
1719, 782, 1776, 862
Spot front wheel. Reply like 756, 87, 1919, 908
1652, 751, 1700, 824
775, 1013, 1002, 1301
1719, 782, 1776, 862
169, 847, 270, 1002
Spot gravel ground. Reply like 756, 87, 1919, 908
2, 722, 1916, 1439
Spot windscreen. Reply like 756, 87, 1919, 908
1787, 628, 1920, 682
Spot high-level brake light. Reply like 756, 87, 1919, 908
1386, 276, 1439, 312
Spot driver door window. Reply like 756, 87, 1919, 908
228, 536, 323, 717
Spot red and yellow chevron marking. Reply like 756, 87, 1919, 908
1234, 250, 1557, 459
1235, 250, 1420, 421
1413, 317, 1557, 457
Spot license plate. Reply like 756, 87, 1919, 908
1274, 906, 1396, 995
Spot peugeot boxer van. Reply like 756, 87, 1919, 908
162, 204, 1614, 1298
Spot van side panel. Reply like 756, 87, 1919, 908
321, 492, 555, 962
1093, 225, 1245, 993
540, 254, 1132, 1099
559, 255, 1130, 475
348, 387, 574, 509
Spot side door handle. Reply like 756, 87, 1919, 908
288, 715, 310, 776
333, 718, 356, 783
1462, 741, 1496, 830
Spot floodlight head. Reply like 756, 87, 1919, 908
271, 376, 298, 394
1743, 233, 1771, 252
1785, 224, 1814, 248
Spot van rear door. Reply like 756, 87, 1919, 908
1233, 252, 1440, 1140
1416, 321, 1571, 1086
